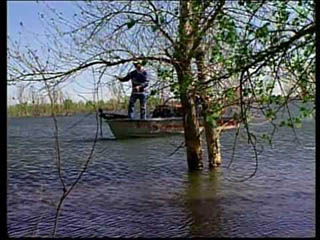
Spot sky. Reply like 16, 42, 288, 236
7, 1, 116, 105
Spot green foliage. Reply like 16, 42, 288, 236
210, 45, 223, 63
126, 18, 136, 30
149, 89, 158, 96
239, 0, 261, 11
261, 133, 272, 145
255, 23, 270, 39
146, 96, 162, 108
299, 105, 314, 118
85, 101, 94, 107
63, 99, 73, 110
170, 82, 180, 98
276, 2, 290, 23
157, 67, 172, 81
224, 88, 236, 100
265, 109, 276, 121
217, 15, 237, 45
205, 102, 224, 128
7, 96, 166, 118
277, 102, 314, 129
279, 118, 301, 128
205, 114, 217, 128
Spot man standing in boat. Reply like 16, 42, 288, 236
116, 62, 149, 120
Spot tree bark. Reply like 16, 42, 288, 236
172, 0, 203, 170
175, 65, 203, 170
195, 47, 222, 168
203, 115, 222, 168
183, 95, 204, 170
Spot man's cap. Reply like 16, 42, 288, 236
133, 61, 142, 66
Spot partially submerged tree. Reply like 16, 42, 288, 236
190, 0, 315, 169
8, 0, 315, 171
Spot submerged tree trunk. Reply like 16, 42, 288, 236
195, 47, 222, 168
182, 95, 204, 170
203, 113, 222, 168
175, 64, 203, 170
173, 0, 203, 170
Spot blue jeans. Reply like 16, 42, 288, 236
128, 93, 146, 119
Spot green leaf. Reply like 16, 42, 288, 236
279, 120, 286, 127
126, 19, 136, 29
206, 115, 217, 128
265, 109, 276, 120
151, 25, 158, 32
255, 23, 270, 39
160, 16, 165, 24
261, 134, 272, 145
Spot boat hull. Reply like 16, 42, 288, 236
106, 118, 184, 139
105, 117, 238, 139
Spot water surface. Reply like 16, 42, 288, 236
7, 112, 315, 237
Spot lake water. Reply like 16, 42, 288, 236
7, 110, 315, 237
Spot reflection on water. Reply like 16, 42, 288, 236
183, 170, 224, 237
7, 113, 315, 237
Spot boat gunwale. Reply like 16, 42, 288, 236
105, 116, 235, 123
106, 117, 183, 123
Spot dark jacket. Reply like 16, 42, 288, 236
119, 70, 148, 93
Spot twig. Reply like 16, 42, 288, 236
51, 94, 100, 238
168, 141, 185, 157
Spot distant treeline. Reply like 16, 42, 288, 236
7, 96, 163, 117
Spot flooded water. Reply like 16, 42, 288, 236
7, 109, 315, 237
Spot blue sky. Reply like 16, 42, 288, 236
8, 1, 45, 34
7, 1, 158, 105
7, 1, 99, 105
8, 1, 77, 42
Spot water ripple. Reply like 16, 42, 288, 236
7, 114, 315, 238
